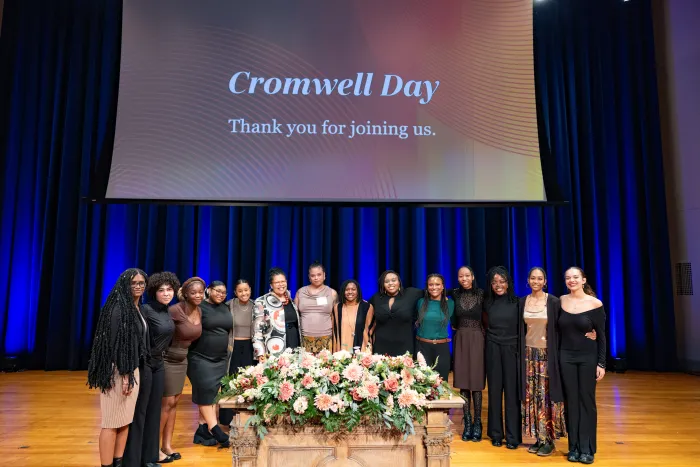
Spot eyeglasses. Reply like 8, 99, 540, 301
211, 288, 227, 295
131, 282, 146, 288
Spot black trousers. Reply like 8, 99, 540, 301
560, 350, 598, 455
485, 340, 521, 445
415, 340, 451, 381
124, 361, 163, 466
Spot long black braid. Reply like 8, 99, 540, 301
87, 268, 148, 393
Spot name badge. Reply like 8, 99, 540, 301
316, 297, 328, 306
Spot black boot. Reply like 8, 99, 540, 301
210, 425, 231, 448
113, 458, 123, 467
461, 390, 472, 441
101, 464, 113, 467
471, 391, 483, 442
193, 423, 217, 446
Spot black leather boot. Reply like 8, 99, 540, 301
113, 458, 123, 467
193, 423, 217, 446
462, 405, 473, 441
471, 391, 483, 441
210, 425, 231, 448
471, 419, 482, 441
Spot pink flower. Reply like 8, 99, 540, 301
416, 352, 428, 368
301, 354, 316, 369
361, 354, 374, 368
364, 381, 380, 399
301, 374, 315, 389
397, 390, 416, 408
278, 355, 291, 368
342, 363, 364, 382
402, 356, 415, 368
400, 368, 414, 385
329, 372, 341, 385
255, 375, 269, 386
278, 380, 295, 402
317, 349, 331, 361
351, 388, 363, 401
384, 377, 399, 393
314, 393, 333, 411
433, 376, 443, 388
239, 377, 251, 389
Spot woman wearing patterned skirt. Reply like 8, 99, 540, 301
450, 266, 486, 442
519, 267, 566, 456
294, 261, 337, 352
87, 268, 149, 467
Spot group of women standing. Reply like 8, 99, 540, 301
87, 271, 255, 467
450, 265, 606, 465
88, 262, 606, 466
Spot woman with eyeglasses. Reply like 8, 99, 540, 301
160, 277, 204, 461
187, 280, 233, 448
87, 268, 149, 467
252, 267, 302, 359
484, 266, 522, 450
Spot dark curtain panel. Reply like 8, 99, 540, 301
0, 0, 676, 371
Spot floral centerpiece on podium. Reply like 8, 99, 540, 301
219, 347, 455, 438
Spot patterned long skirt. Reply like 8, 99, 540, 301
522, 346, 567, 443
302, 335, 332, 353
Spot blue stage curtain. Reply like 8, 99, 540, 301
0, 0, 676, 371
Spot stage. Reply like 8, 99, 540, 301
0, 371, 697, 466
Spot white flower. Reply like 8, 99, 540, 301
416, 351, 428, 368
333, 349, 352, 361
427, 373, 438, 384
414, 370, 426, 382
293, 396, 308, 414
237, 395, 245, 403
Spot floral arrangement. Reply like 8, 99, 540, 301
219, 347, 455, 438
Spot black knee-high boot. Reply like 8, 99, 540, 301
461, 390, 472, 441
471, 391, 483, 441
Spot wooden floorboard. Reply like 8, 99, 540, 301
0, 371, 698, 466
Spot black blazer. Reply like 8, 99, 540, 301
518, 294, 564, 403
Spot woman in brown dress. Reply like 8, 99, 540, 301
450, 266, 485, 442
159, 277, 204, 461
87, 268, 148, 467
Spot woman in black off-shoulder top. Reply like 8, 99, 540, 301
558, 267, 607, 465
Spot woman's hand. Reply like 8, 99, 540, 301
585, 330, 597, 341
596, 366, 606, 382
122, 375, 133, 396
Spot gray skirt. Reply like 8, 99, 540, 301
163, 346, 188, 396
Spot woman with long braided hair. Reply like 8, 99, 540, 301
87, 268, 149, 467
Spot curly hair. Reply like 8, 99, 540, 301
146, 271, 181, 301
87, 268, 148, 393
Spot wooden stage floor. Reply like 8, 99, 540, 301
0, 371, 698, 466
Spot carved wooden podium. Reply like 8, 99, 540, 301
218, 398, 463, 467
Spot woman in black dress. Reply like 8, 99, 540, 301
484, 266, 522, 449
219, 279, 256, 426
559, 267, 606, 464
188, 280, 233, 448
369, 270, 422, 356
450, 266, 486, 442
124, 271, 179, 466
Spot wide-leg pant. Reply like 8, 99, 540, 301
485, 340, 521, 445
560, 349, 598, 455
124, 361, 162, 465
